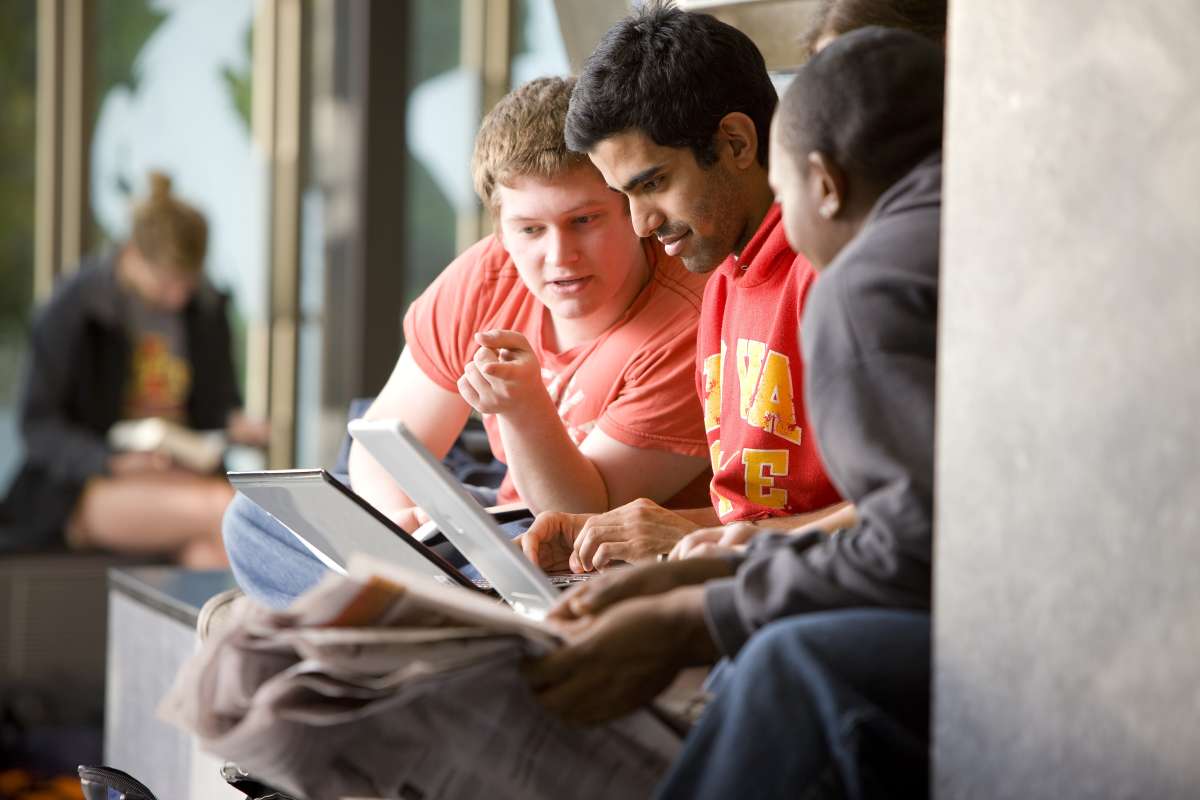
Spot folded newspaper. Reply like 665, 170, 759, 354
159, 554, 684, 800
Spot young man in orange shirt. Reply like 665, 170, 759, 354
223, 77, 711, 607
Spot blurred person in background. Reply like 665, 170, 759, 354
802, 0, 946, 55
0, 172, 266, 567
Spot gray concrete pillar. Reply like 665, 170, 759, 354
934, 2, 1200, 797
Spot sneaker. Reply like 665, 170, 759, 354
77, 766, 158, 800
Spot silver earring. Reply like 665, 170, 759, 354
819, 202, 836, 219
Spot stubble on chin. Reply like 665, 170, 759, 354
687, 167, 745, 273
680, 248, 723, 274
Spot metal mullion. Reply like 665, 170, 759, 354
58, 0, 88, 273
33, 0, 63, 302
459, 0, 513, 247
252, 0, 305, 468
245, 0, 278, 449
34, 0, 92, 301
268, 0, 304, 469
481, 0, 513, 123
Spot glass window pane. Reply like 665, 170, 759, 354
404, 0, 465, 306
89, 0, 263, 394
0, 0, 38, 492
511, 0, 570, 89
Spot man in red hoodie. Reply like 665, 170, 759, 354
528, 24, 945, 797
521, 1, 850, 574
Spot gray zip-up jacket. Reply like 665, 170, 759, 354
705, 152, 941, 655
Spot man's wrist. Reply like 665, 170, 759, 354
670, 556, 737, 586
674, 506, 722, 526
700, 576, 755, 657
663, 585, 721, 666
495, 384, 557, 427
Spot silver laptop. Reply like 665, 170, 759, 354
348, 418, 585, 620
227, 469, 485, 593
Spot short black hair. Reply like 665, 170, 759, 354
565, 1, 777, 167
779, 26, 944, 191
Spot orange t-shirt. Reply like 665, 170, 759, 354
403, 235, 710, 505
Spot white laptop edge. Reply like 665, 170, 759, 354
348, 418, 560, 618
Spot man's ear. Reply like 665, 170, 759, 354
806, 151, 847, 220
717, 112, 759, 169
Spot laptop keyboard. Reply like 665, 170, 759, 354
471, 573, 591, 592
549, 573, 591, 588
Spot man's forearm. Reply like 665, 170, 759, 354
752, 500, 854, 532
347, 440, 416, 520
496, 403, 609, 514
671, 505, 722, 526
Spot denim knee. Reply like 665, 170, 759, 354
222, 491, 326, 609
221, 492, 260, 557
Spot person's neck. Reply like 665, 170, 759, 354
832, 189, 885, 256
546, 241, 651, 353
731, 169, 777, 258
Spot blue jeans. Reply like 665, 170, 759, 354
223, 479, 528, 609
657, 609, 930, 800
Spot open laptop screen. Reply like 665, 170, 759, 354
228, 469, 481, 592
348, 419, 561, 618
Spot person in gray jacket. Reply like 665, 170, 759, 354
525, 27, 944, 798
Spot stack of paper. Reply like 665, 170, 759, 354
159, 555, 683, 800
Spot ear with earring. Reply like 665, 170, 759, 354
819, 199, 838, 219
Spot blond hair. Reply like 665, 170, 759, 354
471, 77, 592, 217
130, 171, 208, 273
